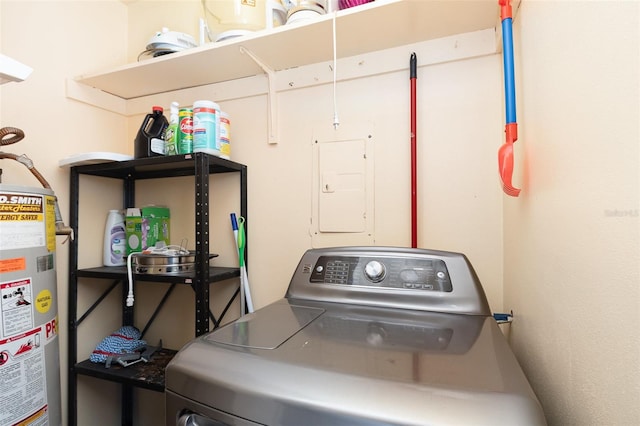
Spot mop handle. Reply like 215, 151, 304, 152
500, 0, 517, 125
237, 217, 246, 268
230, 213, 245, 314
230, 213, 238, 232
230, 213, 240, 260
237, 216, 254, 313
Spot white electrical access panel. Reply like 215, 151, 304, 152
311, 123, 375, 247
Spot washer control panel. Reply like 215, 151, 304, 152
309, 255, 452, 292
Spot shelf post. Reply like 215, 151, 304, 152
68, 167, 80, 426
123, 176, 135, 327
194, 153, 211, 336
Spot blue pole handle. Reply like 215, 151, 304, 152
502, 17, 517, 124
230, 213, 238, 231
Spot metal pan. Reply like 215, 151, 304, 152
134, 251, 218, 275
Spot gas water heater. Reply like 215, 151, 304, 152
0, 125, 71, 425
0, 185, 61, 425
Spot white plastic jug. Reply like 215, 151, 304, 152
204, 0, 287, 41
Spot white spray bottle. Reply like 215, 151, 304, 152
104, 210, 126, 266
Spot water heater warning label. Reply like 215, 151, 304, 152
0, 279, 34, 339
0, 192, 47, 251
0, 326, 48, 426
0, 257, 26, 274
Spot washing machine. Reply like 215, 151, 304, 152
165, 246, 546, 425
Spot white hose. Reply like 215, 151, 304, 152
126, 244, 189, 307
126, 252, 137, 307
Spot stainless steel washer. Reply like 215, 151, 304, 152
165, 247, 546, 425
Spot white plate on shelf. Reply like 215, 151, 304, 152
58, 152, 134, 168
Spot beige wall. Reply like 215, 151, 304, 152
2, 0, 637, 425
1, 1, 129, 425
123, 0, 505, 311
505, 1, 640, 425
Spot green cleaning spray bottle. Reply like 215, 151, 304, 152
164, 101, 179, 156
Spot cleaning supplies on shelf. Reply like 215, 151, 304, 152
177, 108, 194, 154
104, 210, 126, 266
164, 102, 180, 156
125, 206, 171, 255
193, 100, 221, 156
134, 106, 169, 158
219, 111, 231, 159
165, 99, 231, 159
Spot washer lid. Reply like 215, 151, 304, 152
166, 300, 546, 426
206, 303, 324, 349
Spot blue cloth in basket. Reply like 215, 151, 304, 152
89, 326, 147, 364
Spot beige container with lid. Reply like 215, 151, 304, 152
204, 0, 287, 41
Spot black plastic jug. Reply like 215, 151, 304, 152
134, 106, 169, 158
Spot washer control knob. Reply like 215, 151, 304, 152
364, 260, 386, 283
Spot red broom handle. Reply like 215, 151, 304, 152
410, 53, 417, 248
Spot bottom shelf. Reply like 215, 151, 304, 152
74, 348, 178, 392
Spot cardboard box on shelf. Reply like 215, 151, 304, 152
125, 206, 170, 254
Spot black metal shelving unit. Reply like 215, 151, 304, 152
67, 153, 247, 426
